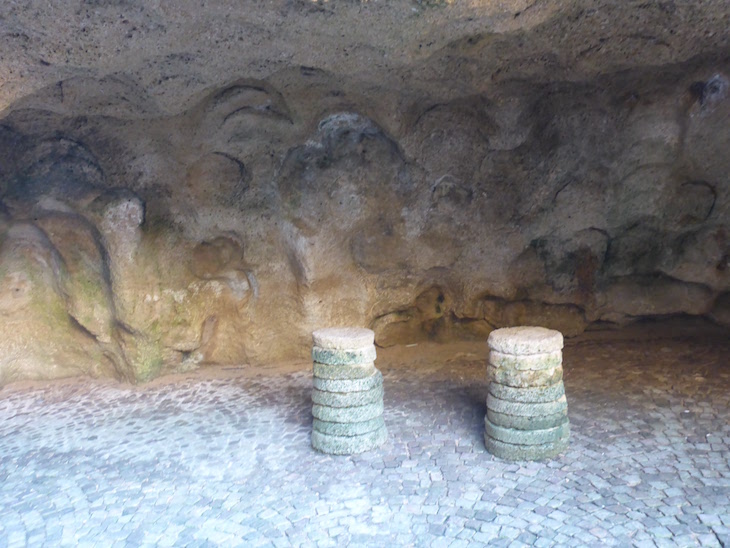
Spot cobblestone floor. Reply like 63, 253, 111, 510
0, 326, 729, 547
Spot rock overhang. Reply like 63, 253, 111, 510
0, 0, 729, 384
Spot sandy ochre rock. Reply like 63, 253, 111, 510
0, 1, 729, 384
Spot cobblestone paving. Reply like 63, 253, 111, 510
0, 332, 729, 547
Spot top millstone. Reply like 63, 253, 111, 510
312, 327, 375, 350
488, 326, 564, 355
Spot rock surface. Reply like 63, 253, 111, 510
1, 1, 729, 383
488, 366, 564, 389
484, 417, 570, 446
311, 425, 388, 456
312, 361, 377, 381
311, 384, 384, 408
311, 401, 385, 424
488, 382, 565, 404
312, 327, 375, 351
484, 433, 570, 461
487, 327, 564, 356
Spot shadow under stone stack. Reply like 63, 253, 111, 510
311, 327, 387, 455
485, 326, 570, 461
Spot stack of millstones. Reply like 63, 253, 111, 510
311, 327, 387, 455
485, 326, 570, 461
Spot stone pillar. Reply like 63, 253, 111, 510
311, 327, 387, 455
485, 326, 570, 461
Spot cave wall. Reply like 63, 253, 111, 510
0, 1, 729, 384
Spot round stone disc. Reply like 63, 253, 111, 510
313, 416, 385, 436
312, 425, 388, 455
312, 345, 377, 366
487, 326, 564, 355
313, 370, 382, 393
313, 361, 376, 380
312, 401, 384, 423
487, 394, 567, 417
312, 327, 375, 350
488, 381, 565, 403
488, 366, 563, 388
489, 350, 562, 371
487, 409, 568, 431
312, 384, 384, 408
484, 434, 569, 461
484, 416, 570, 445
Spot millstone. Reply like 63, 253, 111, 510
313, 370, 383, 393
313, 361, 376, 380
487, 326, 563, 355
488, 381, 565, 403
312, 425, 388, 455
484, 416, 570, 445
488, 366, 563, 388
312, 345, 377, 366
311, 384, 384, 408
486, 394, 567, 417
487, 408, 568, 430
312, 327, 374, 350
484, 434, 569, 461
489, 350, 562, 371
312, 401, 384, 423
313, 416, 385, 436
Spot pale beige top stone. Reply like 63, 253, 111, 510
487, 326, 564, 355
312, 327, 375, 350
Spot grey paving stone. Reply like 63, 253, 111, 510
311, 346, 377, 366
484, 417, 570, 446
311, 401, 384, 423
313, 370, 383, 393
313, 362, 376, 380
488, 382, 566, 403
488, 366, 563, 388
486, 394, 568, 417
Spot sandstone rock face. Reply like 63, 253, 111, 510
0, 1, 729, 383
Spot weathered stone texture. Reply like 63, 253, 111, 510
312, 370, 383, 393
312, 327, 375, 350
485, 417, 570, 446
489, 350, 563, 370
484, 434, 570, 461
485, 326, 570, 460
1, 1, 729, 382
311, 401, 385, 424
312, 416, 385, 437
488, 366, 564, 388
487, 327, 564, 356
311, 346, 377, 367
311, 425, 388, 456
488, 381, 565, 404
312, 361, 377, 381
311, 384, 384, 408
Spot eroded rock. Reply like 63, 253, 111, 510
0, 1, 729, 384
0, 223, 120, 383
